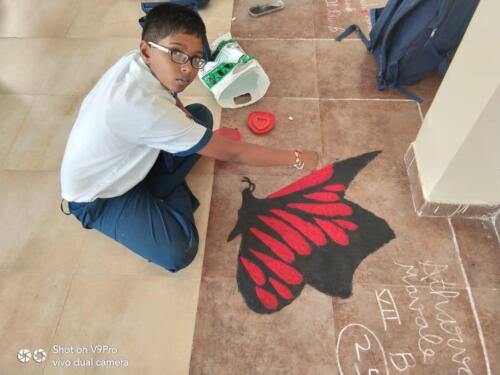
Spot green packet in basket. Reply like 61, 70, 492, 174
198, 33, 270, 108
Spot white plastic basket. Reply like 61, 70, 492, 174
198, 33, 270, 108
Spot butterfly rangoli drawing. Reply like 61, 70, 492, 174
227, 151, 395, 314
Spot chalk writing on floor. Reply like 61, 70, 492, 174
395, 261, 473, 374
337, 323, 390, 375
323, 0, 370, 35
336, 260, 477, 374
375, 288, 401, 331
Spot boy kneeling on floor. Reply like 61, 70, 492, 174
60, 3, 318, 273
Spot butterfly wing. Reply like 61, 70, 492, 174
267, 151, 381, 202
236, 228, 306, 314
261, 152, 395, 297
231, 151, 395, 313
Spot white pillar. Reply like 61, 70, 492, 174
413, 0, 500, 206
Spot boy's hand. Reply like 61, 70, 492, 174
302, 150, 319, 171
199, 136, 321, 171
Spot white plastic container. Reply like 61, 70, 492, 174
198, 33, 270, 108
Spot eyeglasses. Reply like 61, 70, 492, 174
148, 41, 207, 69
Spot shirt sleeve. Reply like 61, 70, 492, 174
131, 95, 212, 156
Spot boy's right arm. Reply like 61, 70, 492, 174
197, 134, 319, 170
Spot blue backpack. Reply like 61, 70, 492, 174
140, 0, 209, 14
336, 0, 479, 102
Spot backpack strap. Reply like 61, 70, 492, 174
336, 0, 404, 50
393, 84, 423, 103
335, 25, 370, 48
438, 51, 451, 75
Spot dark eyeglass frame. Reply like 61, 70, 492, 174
148, 41, 206, 69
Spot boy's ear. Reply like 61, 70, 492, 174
139, 40, 151, 65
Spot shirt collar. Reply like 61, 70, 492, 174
129, 50, 177, 103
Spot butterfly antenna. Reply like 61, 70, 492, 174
241, 177, 255, 192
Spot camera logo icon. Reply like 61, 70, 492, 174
17, 349, 31, 363
33, 349, 47, 363
17, 348, 47, 364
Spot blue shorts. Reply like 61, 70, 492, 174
66, 103, 213, 272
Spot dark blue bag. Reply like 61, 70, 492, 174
336, 0, 479, 102
141, 1, 199, 13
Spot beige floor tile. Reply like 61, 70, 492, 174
199, 0, 234, 42
65, 0, 143, 38
44, 274, 202, 374
0, 270, 72, 375
0, 95, 34, 166
231, 0, 314, 39
0, 0, 79, 37
74, 173, 213, 279
0, 39, 54, 95
332, 284, 489, 374
0, 38, 140, 96
191, 279, 337, 374
189, 153, 215, 176
111, 38, 141, 56
40, 38, 139, 96
472, 288, 500, 375
452, 218, 500, 289
66, 0, 232, 41
0, 170, 86, 272
3, 95, 82, 171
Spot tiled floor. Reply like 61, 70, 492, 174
0, 1, 228, 375
0, 1, 498, 375
189, 1, 499, 375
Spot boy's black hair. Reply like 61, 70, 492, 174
141, 3, 206, 43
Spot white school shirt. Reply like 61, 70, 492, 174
60, 50, 211, 203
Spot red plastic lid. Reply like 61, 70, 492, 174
247, 111, 275, 135
214, 127, 242, 142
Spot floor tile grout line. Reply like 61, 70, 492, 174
330, 298, 337, 367
0, 36, 141, 41
0, 95, 415, 103
1, 96, 36, 170
235, 37, 362, 41
41, 275, 74, 375
193, 275, 498, 290
258, 96, 416, 102
62, 2, 81, 39
0, 93, 82, 98
41, 232, 89, 375
448, 218, 492, 375
416, 102, 424, 123
188, 4, 235, 370
313, 32, 325, 158
0, 94, 418, 102
0, 36, 361, 42
320, 97, 415, 102
491, 215, 500, 244
310, 0, 317, 46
